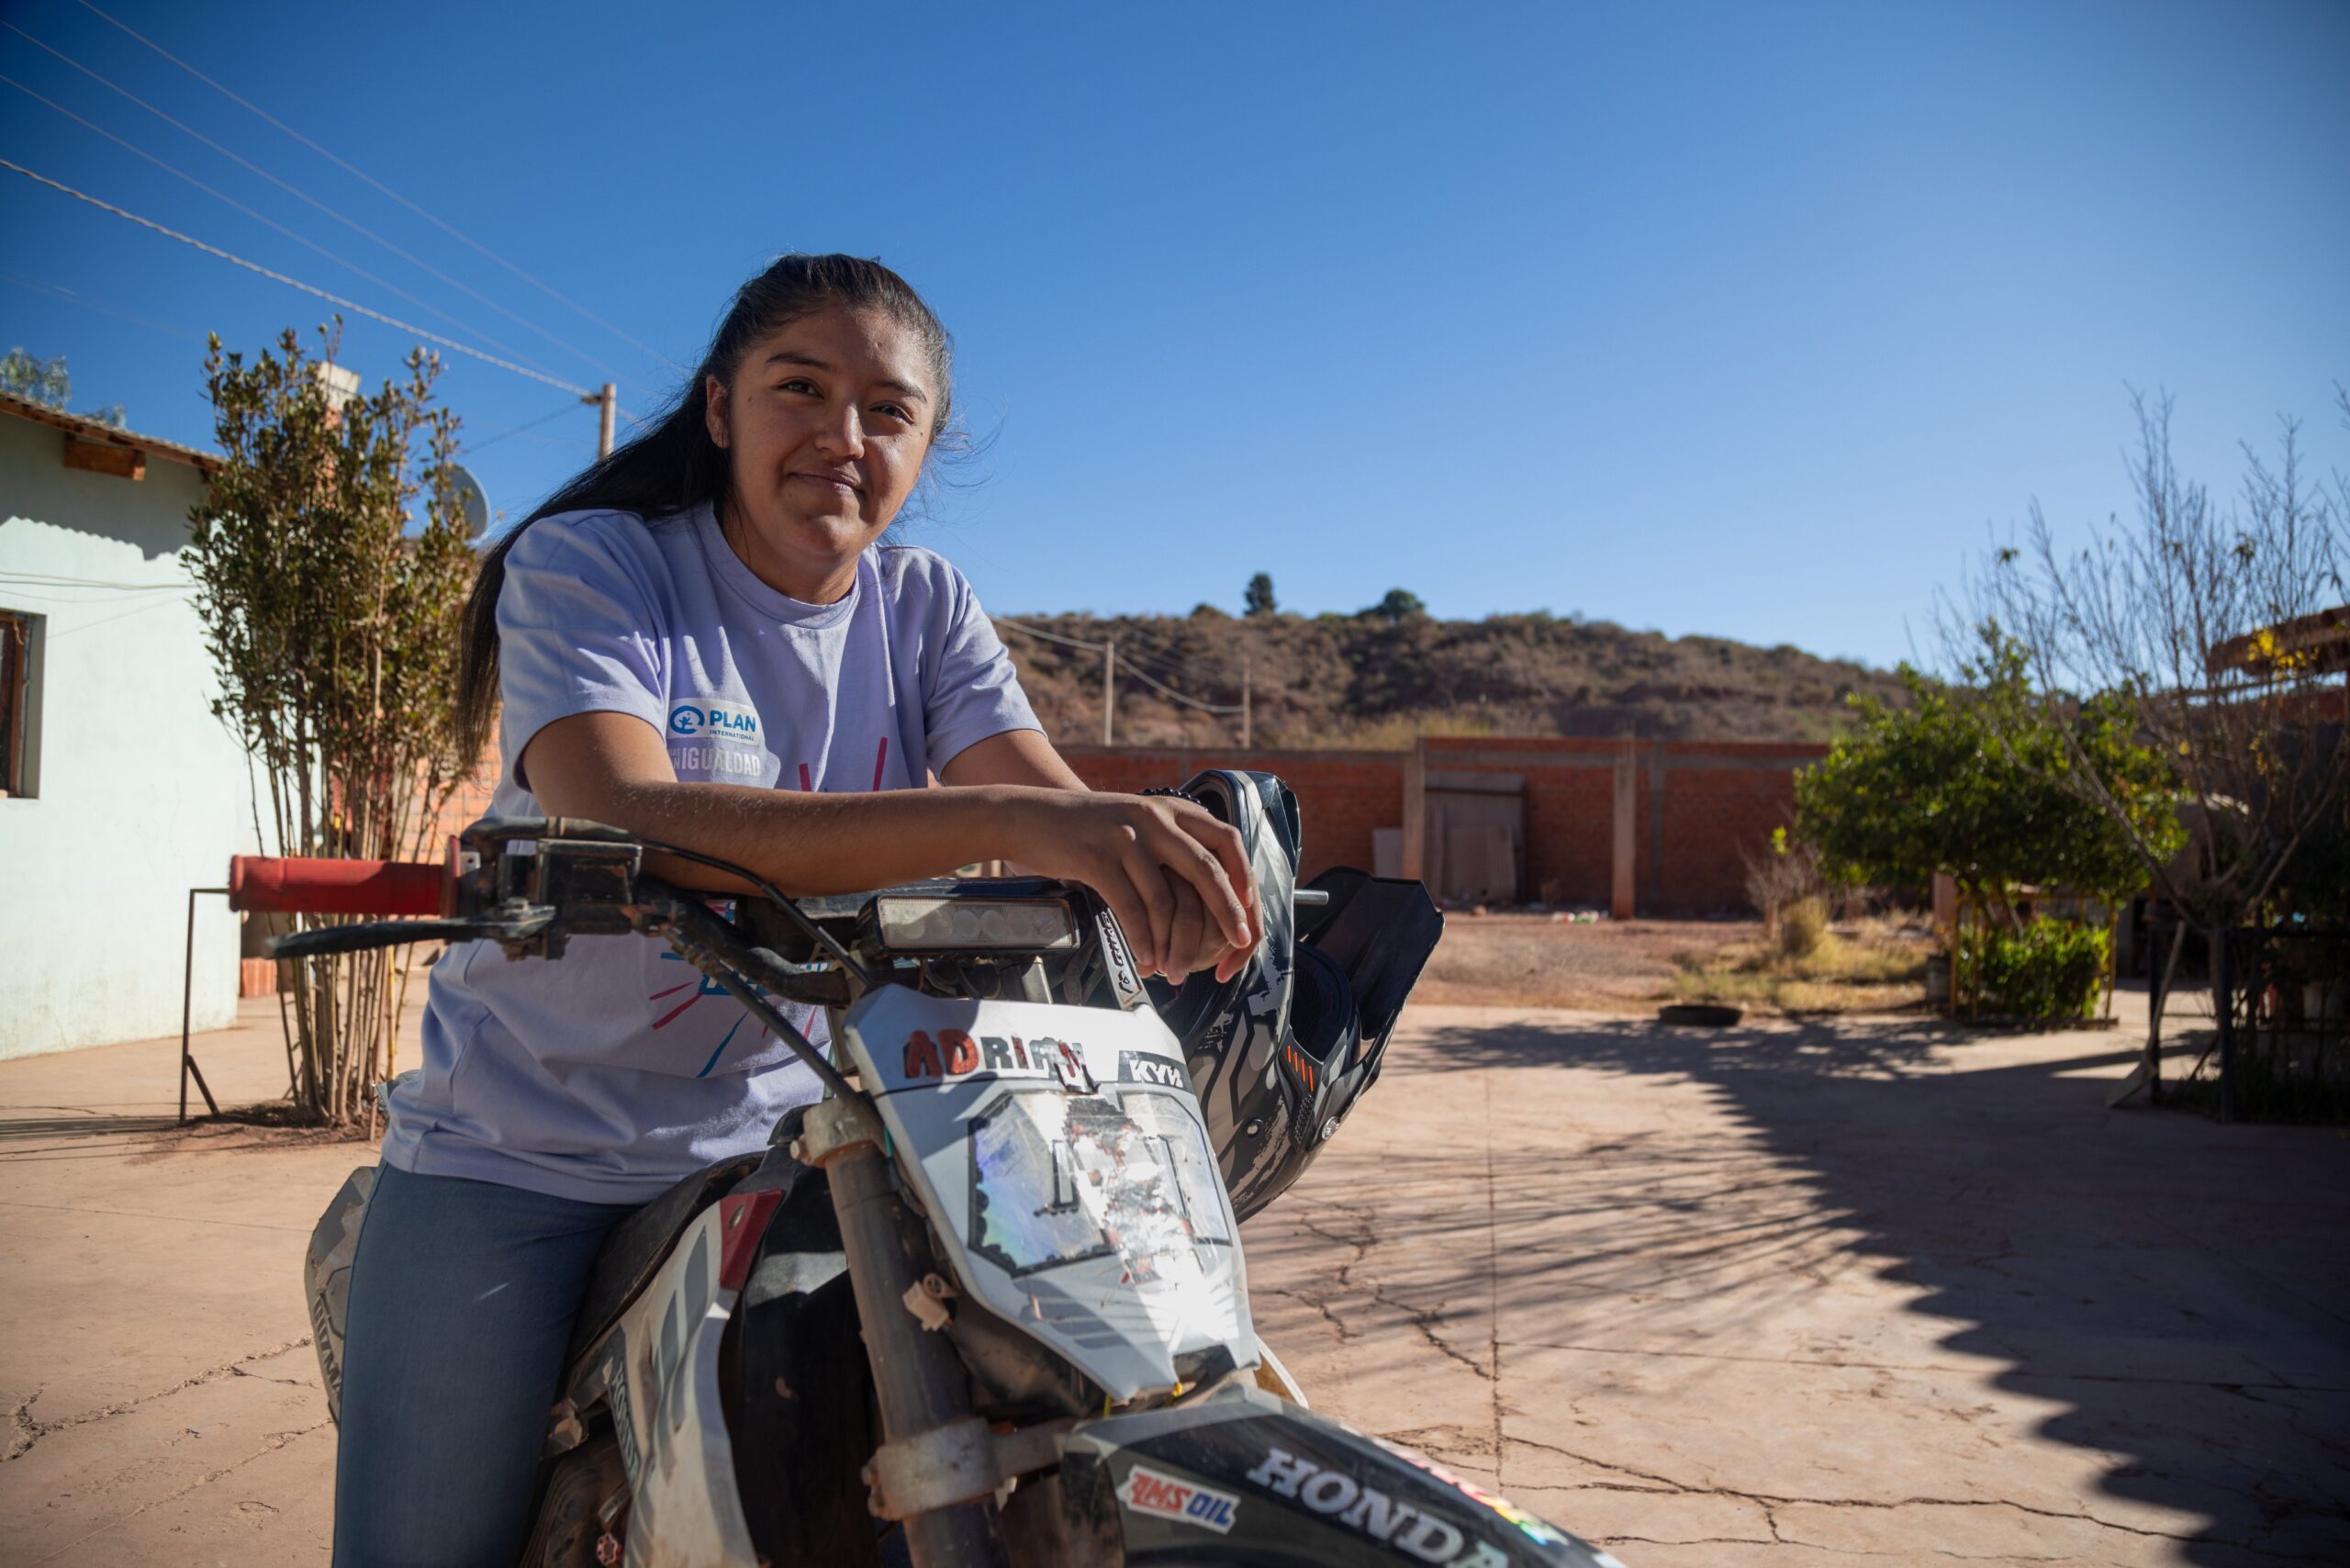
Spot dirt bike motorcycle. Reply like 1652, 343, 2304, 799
244, 771, 1628, 1567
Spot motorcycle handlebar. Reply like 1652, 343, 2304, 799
229, 855, 443, 917
226, 848, 1326, 920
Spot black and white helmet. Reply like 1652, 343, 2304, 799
1148, 770, 1371, 1223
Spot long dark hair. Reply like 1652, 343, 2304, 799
454, 252, 956, 764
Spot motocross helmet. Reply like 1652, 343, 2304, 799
1147, 770, 1370, 1223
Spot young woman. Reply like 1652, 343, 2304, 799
332, 253, 1259, 1567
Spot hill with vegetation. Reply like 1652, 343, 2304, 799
990, 601, 1910, 750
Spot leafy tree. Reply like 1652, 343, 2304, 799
2, 347, 126, 426
1370, 588, 1427, 622
186, 323, 474, 1126
2, 347, 71, 409
1796, 651, 2179, 917
1244, 572, 1277, 618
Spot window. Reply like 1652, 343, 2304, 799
1, 609, 40, 799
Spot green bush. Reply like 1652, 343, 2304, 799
1962, 920, 2109, 1020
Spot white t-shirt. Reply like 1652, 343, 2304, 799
382, 504, 1041, 1203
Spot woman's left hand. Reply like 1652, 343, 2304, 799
1158, 867, 1245, 982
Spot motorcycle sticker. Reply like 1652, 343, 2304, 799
967, 1087, 1230, 1281
603, 1335, 641, 1481
901, 1029, 1091, 1088
1116, 1462, 1239, 1534
1245, 1447, 1515, 1567
1093, 902, 1149, 1009
1062, 1390, 1624, 1568
1370, 1435, 1578, 1555
842, 989, 1255, 1400
1118, 1049, 1188, 1089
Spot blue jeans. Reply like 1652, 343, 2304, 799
332, 1163, 635, 1568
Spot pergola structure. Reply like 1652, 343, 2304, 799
2205, 604, 2350, 679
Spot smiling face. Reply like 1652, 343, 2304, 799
703, 304, 936, 602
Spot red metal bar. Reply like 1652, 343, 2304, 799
228, 856, 443, 916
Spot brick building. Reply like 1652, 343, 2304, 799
1058, 735, 1824, 916
434, 734, 1823, 918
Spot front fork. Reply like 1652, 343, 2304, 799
796, 1096, 1005, 1568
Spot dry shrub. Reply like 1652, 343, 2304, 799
1778, 896, 1830, 960
1744, 834, 1826, 939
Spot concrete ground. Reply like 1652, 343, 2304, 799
1415, 914, 1765, 1012
0, 997, 402, 1564
3, 994, 2345, 1566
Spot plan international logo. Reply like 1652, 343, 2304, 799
666, 699, 768, 780
667, 698, 761, 741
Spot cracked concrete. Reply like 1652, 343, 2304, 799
1244, 1000, 2350, 1567
6, 1338, 316, 1466
6, 991, 2347, 1565
0, 996, 381, 1562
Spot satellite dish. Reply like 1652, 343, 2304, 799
443, 463, 490, 540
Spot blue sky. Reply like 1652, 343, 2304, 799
4, 0, 2344, 669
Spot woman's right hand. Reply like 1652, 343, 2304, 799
1000, 790, 1259, 983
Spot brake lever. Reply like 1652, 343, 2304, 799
266, 910, 555, 959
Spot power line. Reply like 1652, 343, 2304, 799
0, 570, 188, 592
1061, 618, 1244, 711
0, 269, 207, 342
466, 401, 589, 452
995, 617, 1243, 714
75, 0, 685, 375
493, 429, 597, 453
995, 615, 1110, 652
0, 157, 593, 395
1113, 624, 1217, 688
1118, 658, 1243, 715
1, 72, 565, 379
2, 18, 645, 397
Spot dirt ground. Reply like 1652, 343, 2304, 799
1416, 914, 1763, 1011
4, 990, 2344, 1565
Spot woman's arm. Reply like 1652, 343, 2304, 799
937, 727, 1087, 791
521, 712, 1256, 980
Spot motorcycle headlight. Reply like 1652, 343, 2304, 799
874, 895, 1079, 953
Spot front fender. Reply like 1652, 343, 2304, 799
1052, 1383, 1626, 1567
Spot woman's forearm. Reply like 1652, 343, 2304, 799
574, 773, 1029, 895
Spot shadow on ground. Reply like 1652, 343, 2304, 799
1349, 1012, 2350, 1562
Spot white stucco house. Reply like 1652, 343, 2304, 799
0, 391, 255, 1059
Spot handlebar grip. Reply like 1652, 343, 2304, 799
229, 856, 444, 917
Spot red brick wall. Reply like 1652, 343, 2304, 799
1063, 737, 1824, 915
427, 735, 1822, 916
1655, 751, 1810, 913
1054, 746, 1405, 883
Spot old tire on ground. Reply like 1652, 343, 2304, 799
1658, 1002, 1743, 1027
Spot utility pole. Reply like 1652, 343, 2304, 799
1102, 639, 1117, 746
1240, 657, 1251, 749
586, 382, 616, 459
